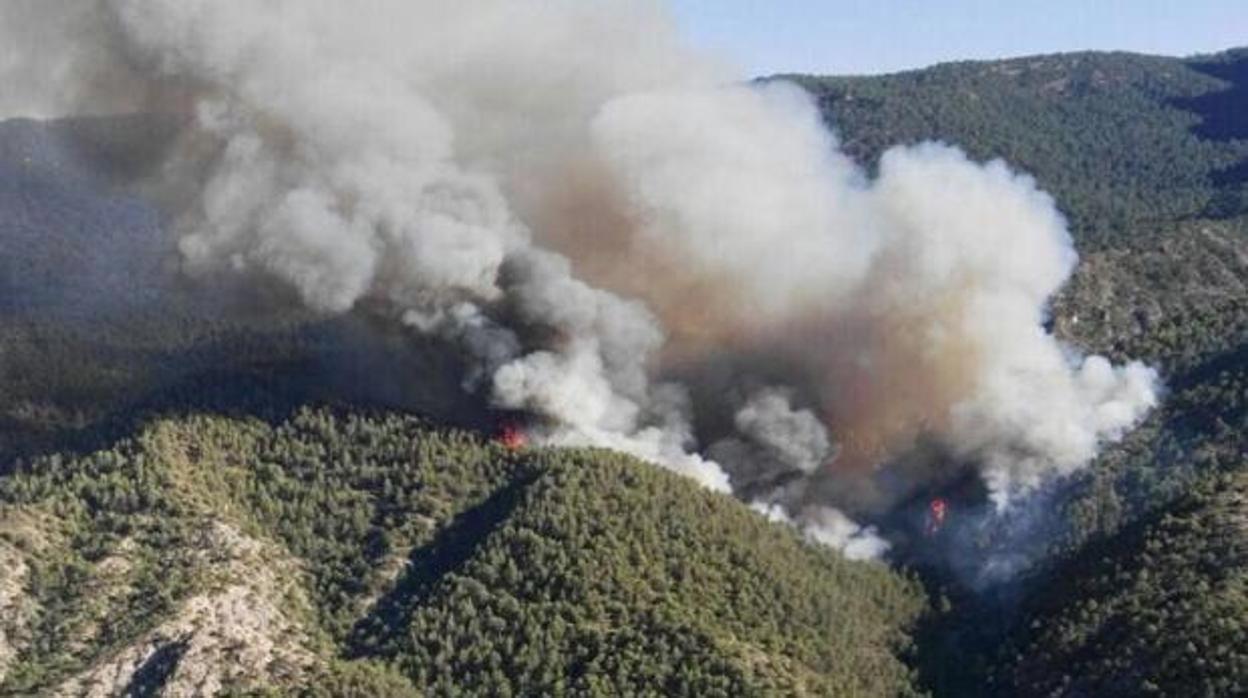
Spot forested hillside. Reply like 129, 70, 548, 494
0, 410, 924, 696
993, 471, 1248, 697
798, 48, 1248, 695
0, 46, 1246, 696
793, 47, 1247, 542
784, 49, 1248, 248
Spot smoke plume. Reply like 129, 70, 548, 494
0, 0, 1159, 559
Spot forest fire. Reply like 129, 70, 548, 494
497, 422, 529, 451
924, 498, 948, 537
0, 0, 1158, 576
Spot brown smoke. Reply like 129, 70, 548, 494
529, 157, 986, 478
526, 157, 753, 355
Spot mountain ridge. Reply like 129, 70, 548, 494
0, 45, 1246, 695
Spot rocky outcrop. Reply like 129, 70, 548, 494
0, 508, 56, 682
53, 522, 321, 698
0, 541, 34, 682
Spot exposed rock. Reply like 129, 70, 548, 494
0, 541, 35, 682
53, 522, 320, 697
0, 507, 57, 682
1053, 221, 1248, 363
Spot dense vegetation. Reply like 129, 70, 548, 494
783, 49, 1248, 249
788, 48, 1248, 696
0, 46, 1246, 695
996, 471, 1248, 696
0, 410, 924, 696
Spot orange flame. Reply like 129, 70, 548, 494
498, 422, 528, 451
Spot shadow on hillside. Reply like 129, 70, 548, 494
978, 503, 1180, 696
0, 317, 496, 472
120, 636, 191, 698
1173, 52, 1248, 189
1168, 341, 1248, 439
0, 114, 501, 469
1178, 54, 1248, 142
346, 471, 539, 659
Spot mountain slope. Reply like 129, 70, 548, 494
793, 47, 1248, 541
995, 471, 1248, 697
789, 48, 1248, 697
0, 409, 926, 696
1, 46, 1247, 697
784, 49, 1248, 249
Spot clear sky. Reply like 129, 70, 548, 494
668, 0, 1247, 77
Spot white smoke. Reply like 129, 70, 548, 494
109, 0, 737, 494
0, 0, 1161, 559
753, 502, 890, 562
859, 144, 1161, 503
960, 355, 1161, 508
0, 2, 143, 118
594, 92, 1160, 504
591, 82, 878, 313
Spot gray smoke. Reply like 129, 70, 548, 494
712, 388, 834, 479
0, 0, 1161, 560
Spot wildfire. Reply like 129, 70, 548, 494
498, 422, 528, 451
924, 498, 948, 537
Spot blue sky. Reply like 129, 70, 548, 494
668, 0, 1246, 76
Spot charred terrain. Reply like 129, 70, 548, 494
0, 21, 1246, 698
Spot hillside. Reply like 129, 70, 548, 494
0, 409, 924, 696
0, 45, 1246, 696
995, 471, 1248, 696
794, 48, 1248, 696
789, 46, 1247, 548
783, 49, 1248, 249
